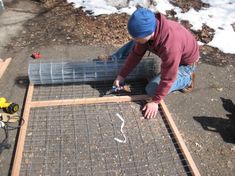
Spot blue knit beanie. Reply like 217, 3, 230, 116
128, 8, 157, 38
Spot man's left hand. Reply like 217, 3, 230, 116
142, 101, 159, 119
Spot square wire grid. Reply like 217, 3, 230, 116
32, 79, 148, 101
20, 102, 192, 176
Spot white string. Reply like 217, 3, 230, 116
114, 113, 127, 143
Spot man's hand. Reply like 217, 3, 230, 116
113, 75, 124, 87
142, 101, 159, 119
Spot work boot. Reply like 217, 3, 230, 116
97, 54, 112, 61
181, 72, 195, 93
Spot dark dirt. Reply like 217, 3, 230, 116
6, 0, 235, 67
169, 0, 210, 12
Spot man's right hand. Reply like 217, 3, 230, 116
113, 75, 124, 87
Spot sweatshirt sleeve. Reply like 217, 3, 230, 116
119, 43, 148, 78
152, 51, 181, 104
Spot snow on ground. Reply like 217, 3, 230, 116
68, 0, 235, 54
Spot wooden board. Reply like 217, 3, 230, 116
160, 100, 201, 176
30, 94, 150, 108
11, 84, 34, 176
0, 58, 12, 79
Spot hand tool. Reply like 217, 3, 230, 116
105, 83, 131, 95
0, 97, 19, 114
31, 52, 41, 59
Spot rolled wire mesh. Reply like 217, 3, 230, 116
28, 58, 155, 85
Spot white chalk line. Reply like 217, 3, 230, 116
114, 113, 127, 143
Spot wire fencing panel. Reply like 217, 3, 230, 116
20, 102, 192, 176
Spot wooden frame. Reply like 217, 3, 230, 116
12, 84, 200, 176
11, 85, 34, 176
160, 101, 200, 176
30, 94, 150, 108
0, 58, 12, 79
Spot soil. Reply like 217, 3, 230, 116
6, 0, 235, 67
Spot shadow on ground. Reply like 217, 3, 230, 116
15, 76, 29, 88
194, 97, 235, 144
0, 128, 11, 155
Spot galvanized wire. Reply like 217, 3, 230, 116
32, 79, 148, 101
21, 102, 192, 176
28, 58, 155, 85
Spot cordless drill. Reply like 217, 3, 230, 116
0, 97, 19, 114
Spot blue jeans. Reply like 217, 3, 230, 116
111, 41, 196, 95
111, 41, 136, 61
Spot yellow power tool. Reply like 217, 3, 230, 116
0, 97, 19, 114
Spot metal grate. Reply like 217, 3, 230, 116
20, 102, 192, 176
32, 79, 148, 101
28, 58, 155, 85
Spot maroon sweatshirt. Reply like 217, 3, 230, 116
119, 13, 199, 104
